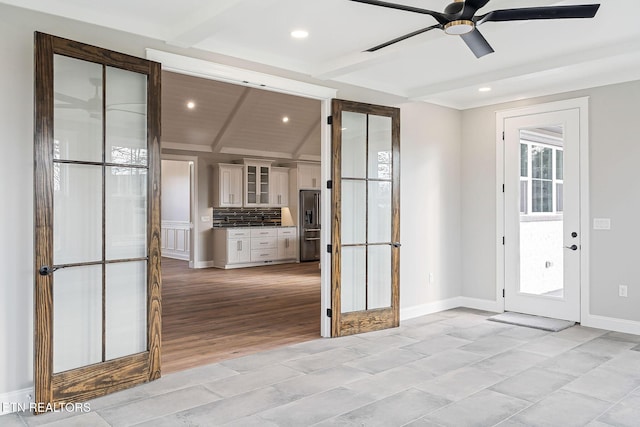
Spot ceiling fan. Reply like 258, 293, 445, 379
349, 0, 600, 58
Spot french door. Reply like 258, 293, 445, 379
331, 99, 400, 337
503, 107, 581, 322
34, 33, 161, 411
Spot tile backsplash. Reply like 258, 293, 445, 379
212, 207, 281, 227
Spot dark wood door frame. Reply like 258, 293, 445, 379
34, 32, 161, 411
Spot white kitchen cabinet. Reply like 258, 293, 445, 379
213, 228, 250, 267
298, 163, 321, 190
270, 167, 289, 207
277, 227, 297, 260
250, 227, 277, 261
227, 237, 251, 264
244, 160, 271, 206
213, 227, 296, 269
213, 163, 243, 207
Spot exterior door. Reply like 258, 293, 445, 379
331, 99, 400, 337
34, 33, 161, 411
504, 108, 581, 321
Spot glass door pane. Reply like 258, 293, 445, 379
53, 164, 102, 264
247, 165, 257, 203
105, 261, 147, 360
368, 245, 391, 309
53, 55, 103, 163
341, 246, 366, 313
519, 127, 565, 297
341, 112, 366, 178
260, 166, 269, 204
53, 265, 102, 373
105, 67, 147, 165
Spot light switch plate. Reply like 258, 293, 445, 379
201, 216, 211, 222
593, 218, 611, 230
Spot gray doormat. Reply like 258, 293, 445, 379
488, 312, 575, 332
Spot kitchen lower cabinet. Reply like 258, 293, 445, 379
277, 227, 297, 260
213, 227, 297, 269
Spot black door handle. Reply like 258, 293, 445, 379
38, 265, 58, 276
564, 245, 578, 251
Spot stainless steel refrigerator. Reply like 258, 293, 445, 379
299, 190, 321, 261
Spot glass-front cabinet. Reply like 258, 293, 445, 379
244, 160, 272, 206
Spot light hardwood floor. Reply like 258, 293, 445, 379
161, 257, 321, 373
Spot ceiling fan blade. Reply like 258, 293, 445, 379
349, 0, 447, 24
460, 0, 491, 20
476, 4, 600, 25
460, 28, 495, 58
54, 92, 90, 108
366, 24, 441, 52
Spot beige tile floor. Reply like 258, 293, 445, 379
4, 308, 640, 426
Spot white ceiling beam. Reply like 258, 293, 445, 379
211, 87, 254, 153
311, 35, 434, 81
409, 38, 640, 100
292, 119, 321, 160
165, 0, 245, 48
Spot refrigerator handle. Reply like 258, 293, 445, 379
315, 193, 320, 227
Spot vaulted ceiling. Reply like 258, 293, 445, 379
6, 0, 640, 159
161, 71, 321, 161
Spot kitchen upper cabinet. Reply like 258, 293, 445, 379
271, 167, 289, 207
298, 163, 321, 189
213, 163, 243, 207
244, 160, 271, 206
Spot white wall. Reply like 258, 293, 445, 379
399, 102, 463, 310
160, 160, 190, 222
461, 80, 640, 324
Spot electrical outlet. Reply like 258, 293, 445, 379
428, 272, 434, 284
619, 285, 628, 297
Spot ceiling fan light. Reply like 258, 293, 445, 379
444, 20, 475, 35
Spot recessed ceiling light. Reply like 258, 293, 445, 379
282, 116, 289, 123
478, 87, 492, 92
291, 29, 309, 39
187, 101, 195, 109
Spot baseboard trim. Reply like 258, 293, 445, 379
581, 313, 640, 336
400, 297, 463, 321
457, 297, 502, 314
162, 251, 190, 261
401, 297, 502, 322
194, 261, 214, 269
0, 387, 33, 415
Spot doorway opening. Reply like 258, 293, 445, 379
497, 98, 589, 323
161, 158, 195, 267
159, 70, 327, 373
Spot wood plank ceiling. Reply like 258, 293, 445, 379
161, 71, 321, 162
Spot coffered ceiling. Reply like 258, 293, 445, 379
6, 0, 640, 111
